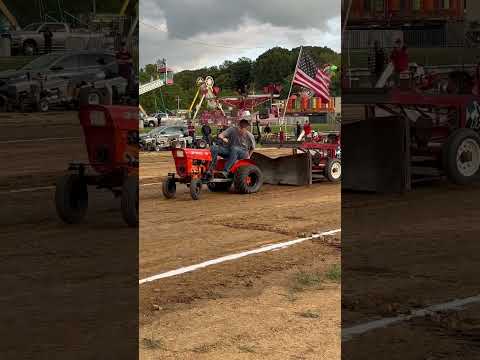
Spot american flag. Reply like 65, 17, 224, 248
293, 52, 330, 102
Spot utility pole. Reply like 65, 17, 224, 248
176, 96, 181, 112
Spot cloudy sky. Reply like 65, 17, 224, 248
140, 0, 341, 71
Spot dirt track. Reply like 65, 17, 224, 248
0, 111, 138, 358
0, 112, 341, 359
0, 111, 86, 190
342, 182, 480, 359
139, 150, 341, 359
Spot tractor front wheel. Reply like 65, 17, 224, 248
324, 158, 342, 182
443, 128, 480, 185
234, 165, 263, 194
121, 176, 138, 227
162, 177, 177, 199
55, 173, 88, 224
190, 179, 202, 200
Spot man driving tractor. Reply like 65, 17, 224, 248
208, 119, 255, 178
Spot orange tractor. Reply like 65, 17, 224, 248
162, 145, 264, 200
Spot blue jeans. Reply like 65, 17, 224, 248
210, 144, 249, 172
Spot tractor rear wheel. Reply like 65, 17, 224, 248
55, 173, 88, 224
443, 128, 480, 185
324, 158, 342, 182
121, 176, 138, 227
190, 179, 202, 200
207, 181, 232, 192
234, 165, 263, 194
162, 177, 177, 199
37, 99, 49, 112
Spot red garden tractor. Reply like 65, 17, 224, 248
162, 146, 263, 200
55, 105, 139, 227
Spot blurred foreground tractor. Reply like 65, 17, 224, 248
55, 105, 139, 227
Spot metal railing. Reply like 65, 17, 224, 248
343, 25, 466, 50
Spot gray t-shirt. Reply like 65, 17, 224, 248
221, 126, 256, 152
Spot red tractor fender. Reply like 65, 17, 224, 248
229, 158, 257, 173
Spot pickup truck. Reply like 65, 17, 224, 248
6, 22, 105, 55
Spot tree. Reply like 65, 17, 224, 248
253, 47, 294, 88
229, 57, 253, 94
141, 46, 341, 114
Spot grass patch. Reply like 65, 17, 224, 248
291, 271, 324, 292
238, 345, 256, 353
297, 310, 321, 319
191, 343, 219, 353
326, 264, 341, 283
289, 266, 340, 293
295, 271, 323, 288
141, 337, 165, 350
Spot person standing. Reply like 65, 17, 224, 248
296, 121, 302, 139
263, 122, 272, 139
201, 122, 212, 145
303, 120, 312, 139
390, 39, 409, 87
368, 40, 386, 87
116, 41, 133, 80
42, 26, 53, 54
187, 122, 196, 143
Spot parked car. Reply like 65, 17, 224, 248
140, 125, 191, 151
140, 111, 160, 127
0, 50, 127, 111
152, 111, 186, 126
5, 22, 105, 55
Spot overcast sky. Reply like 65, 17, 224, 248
140, 0, 341, 71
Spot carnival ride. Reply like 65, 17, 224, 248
188, 75, 280, 126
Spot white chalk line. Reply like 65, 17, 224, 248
342, 294, 480, 342
140, 182, 163, 187
2, 181, 164, 195
5, 186, 55, 194
0, 136, 79, 144
139, 228, 341, 285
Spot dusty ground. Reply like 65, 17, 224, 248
0, 111, 341, 358
0, 111, 86, 190
342, 181, 480, 359
0, 111, 138, 358
139, 150, 341, 359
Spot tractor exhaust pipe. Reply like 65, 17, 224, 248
251, 152, 312, 186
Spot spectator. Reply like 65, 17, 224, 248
116, 41, 133, 80
201, 123, 212, 145
263, 122, 272, 140
368, 40, 386, 87
42, 27, 53, 54
263, 123, 272, 133
187, 122, 196, 142
303, 120, 312, 139
296, 121, 302, 139
390, 39, 409, 86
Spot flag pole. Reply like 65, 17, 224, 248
282, 46, 303, 132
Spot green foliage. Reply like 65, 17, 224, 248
254, 47, 294, 88
326, 264, 341, 283
140, 46, 340, 114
